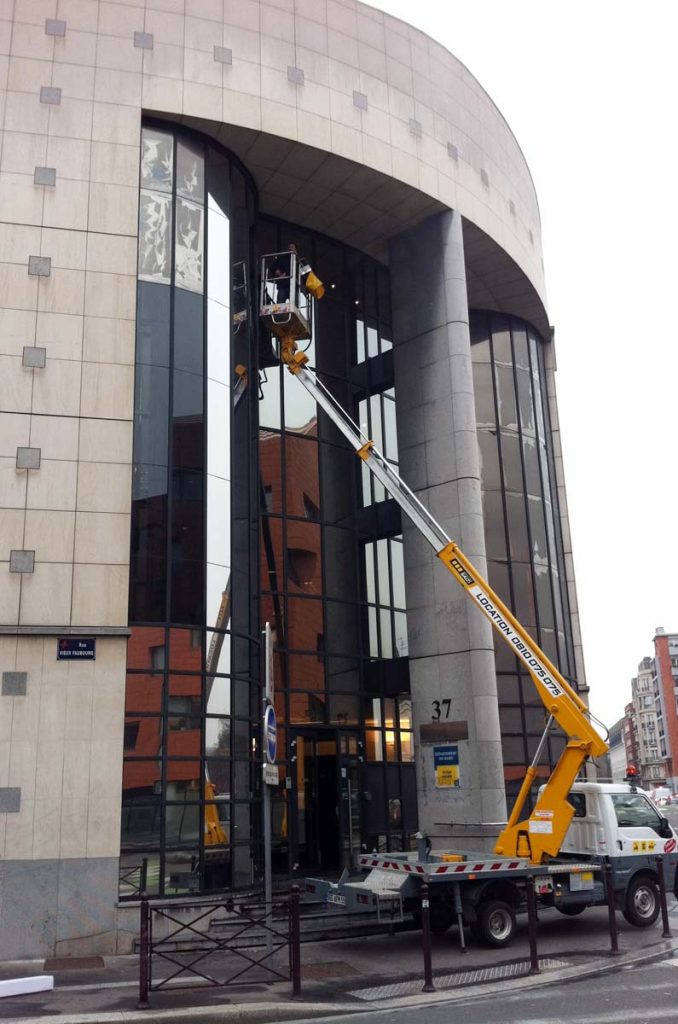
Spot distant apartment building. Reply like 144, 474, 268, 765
623, 700, 639, 773
653, 627, 678, 789
630, 656, 664, 789
607, 718, 627, 783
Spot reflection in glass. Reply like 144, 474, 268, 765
329, 694, 359, 724
471, 310, 578, 794
366, 729, 384, 761
126, 125, 258, 898
364, 698, 382, 727
175, 198, 204, 293
394, 611, 408, 656
139, 190, 172, 283
206, 660, 231, 715
177, 139, 204, 201
125, 673, 163, 713
140, 129, 173, 192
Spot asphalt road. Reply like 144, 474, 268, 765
288, 954, 678, 1024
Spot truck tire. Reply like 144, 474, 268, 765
556, 904, 586, 917
622, 875, 659, 927
475, 899, 516, 948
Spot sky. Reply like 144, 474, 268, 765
367, 0, 678, 727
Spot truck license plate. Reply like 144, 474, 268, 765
327, 893, 347, 907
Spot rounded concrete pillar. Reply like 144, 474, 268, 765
390, 210, 506, 844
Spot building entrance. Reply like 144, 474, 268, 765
290, 730, 362, 873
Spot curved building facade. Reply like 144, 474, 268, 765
0, 0, 585, 957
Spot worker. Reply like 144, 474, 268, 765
268, 243, 298, 304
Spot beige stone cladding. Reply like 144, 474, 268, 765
0, 0, 550, 956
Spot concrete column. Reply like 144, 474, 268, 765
390, 210, 506, 846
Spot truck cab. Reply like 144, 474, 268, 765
558, 781, 676, 860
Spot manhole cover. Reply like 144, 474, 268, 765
303, 961, 360, 980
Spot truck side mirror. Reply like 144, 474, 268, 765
658, 817, 673, 839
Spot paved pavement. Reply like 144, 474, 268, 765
2, 901, 678, 1024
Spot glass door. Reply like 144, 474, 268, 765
291, 730, 340, 873
339, 733, 363, 869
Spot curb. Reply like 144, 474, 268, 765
6, 939, 678, 1024
0, 1003, 355, 1024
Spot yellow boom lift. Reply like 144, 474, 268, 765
259, 252, 608, 866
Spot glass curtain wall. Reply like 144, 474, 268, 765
470, 311, 576, 803
257, 221, 416, 866
121, 124, 258, 898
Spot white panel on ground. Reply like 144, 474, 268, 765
0, 976, 54, 998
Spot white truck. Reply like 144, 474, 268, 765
260, 262, 678, 949
307, 778, 678, 947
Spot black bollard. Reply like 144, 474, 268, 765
655, 857, 672, 939
603, 861, 621, 955
525, 875, 540, 974
420, 884, 435, 992
289, 885, 302, 997
137, 893, 150, 1009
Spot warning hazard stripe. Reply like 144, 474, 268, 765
358, 856, 525, 874
665, 839, 677, 854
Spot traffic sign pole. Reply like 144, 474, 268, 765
262, 624, 275, 953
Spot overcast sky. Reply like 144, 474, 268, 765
367, 0, 678, 727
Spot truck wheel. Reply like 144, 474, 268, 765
556, 904, 586, 917
476, 899, 516, 948
622, 875, 659, 927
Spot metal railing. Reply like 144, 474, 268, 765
119, 858, 148, 899
137, 885, 301, 1008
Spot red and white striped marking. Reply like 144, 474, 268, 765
664, 839, 676, 854
358, 856, 526, 875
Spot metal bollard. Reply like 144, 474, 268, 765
137, 893, 150, 1010
655, 857, 672, 939
289, 885, 302, 997
603, 861, 621, 955
420, 884, 435, 993
525, 875, 540, 975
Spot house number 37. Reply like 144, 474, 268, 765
431, 699, 451, 720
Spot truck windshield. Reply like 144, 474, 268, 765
611, 793, 663, 828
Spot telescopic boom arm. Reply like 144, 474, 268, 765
278, 336, 608, 864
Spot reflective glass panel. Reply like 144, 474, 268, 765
139, 190, 172, 283
141, 129, 173, 192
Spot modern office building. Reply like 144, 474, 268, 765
0, 0, 587, 958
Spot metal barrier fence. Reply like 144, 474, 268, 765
416, 860, 672, 992
119, 858, 148, 899
138, 885, 301, 1009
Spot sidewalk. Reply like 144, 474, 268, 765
2, 904, 677, 1024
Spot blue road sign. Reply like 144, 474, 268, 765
264, 704, 277, 764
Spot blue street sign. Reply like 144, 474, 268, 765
57, 638, 96, 660
264, 704, 277, 764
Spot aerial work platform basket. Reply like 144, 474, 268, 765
259, 250, 323, 341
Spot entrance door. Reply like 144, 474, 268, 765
338, 733, 362, 870
291, 730, 340, 873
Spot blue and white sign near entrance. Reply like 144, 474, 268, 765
264, 704, 277, 764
